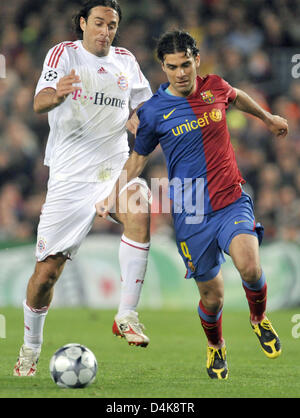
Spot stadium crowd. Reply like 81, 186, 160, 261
0, 0, 300, 243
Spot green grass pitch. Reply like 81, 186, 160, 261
0, 307, 299, 398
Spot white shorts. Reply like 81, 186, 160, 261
36, 164, 150, 262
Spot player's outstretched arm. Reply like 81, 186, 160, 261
96, 151, 150, 218
33, 69, 81, 114
233, 88, 289, 138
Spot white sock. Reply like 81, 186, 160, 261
116, 234, 150, 319
23, 300, 48, 353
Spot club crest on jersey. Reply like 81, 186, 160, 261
116, 73, 129, 91
188, 261, 196, 273
37, 237, 46, 253
200, 90, 215, 104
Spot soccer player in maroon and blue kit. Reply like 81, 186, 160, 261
96, 30, 288, 380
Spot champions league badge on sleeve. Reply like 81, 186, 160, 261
44, 70, 58, 81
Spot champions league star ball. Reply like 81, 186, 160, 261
49, 343, 98, 388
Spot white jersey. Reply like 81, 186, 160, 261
35, 40, 152, 182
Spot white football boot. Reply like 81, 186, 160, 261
13, 344, 40, 376
112, 311, 150, 347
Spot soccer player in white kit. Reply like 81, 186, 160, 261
13, 0, 153, 376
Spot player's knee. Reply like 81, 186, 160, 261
33, 258, 64, 291
238, 262, 261, 284
202, 292, 224, 314
34, 269, 60, 291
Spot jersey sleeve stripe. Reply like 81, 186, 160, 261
54, 43, 78, 68
64, 42, 78, 49
47, 45, 60, 67
48, 43, 64, 68
53, 44, 66, 68
47, 42, 78, 68
115, 51, 132, 56
115, 47, 133, 57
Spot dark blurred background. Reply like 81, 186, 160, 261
1, 0, 300, 244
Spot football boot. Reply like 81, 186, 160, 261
13, 344, 40, 376
206, 345, 229, 380
112, 311, 149, 347
251, 317, 281, 359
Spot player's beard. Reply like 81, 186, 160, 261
175, 80, 194, 97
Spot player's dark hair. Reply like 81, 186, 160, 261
73, 0, 122, 39
156, 30, 200, 62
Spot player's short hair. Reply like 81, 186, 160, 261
156, 30, 200, 62
73, 0, 122, 39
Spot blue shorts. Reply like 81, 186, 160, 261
176, 192, 264, 282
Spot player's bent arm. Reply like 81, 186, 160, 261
34, 69, 81, 114
96, 151, 150, 218
33, 88, 61, 113
233, 88, 271, 121
233, 88, 288, 138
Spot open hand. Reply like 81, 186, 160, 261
54, 69, 81, 105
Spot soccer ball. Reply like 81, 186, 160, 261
49, 343, 98, 388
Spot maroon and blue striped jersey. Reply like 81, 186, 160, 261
134, 74, 245, 218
